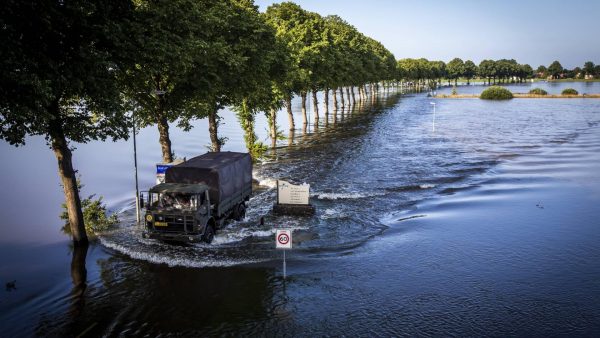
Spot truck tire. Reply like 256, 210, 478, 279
234, 203, 246, 221
202, 224, 215, 244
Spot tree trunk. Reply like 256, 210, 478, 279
239, 98, 257, 156
339, 87, 345, 108
311, 89, 319, 127
285, 95, 295, 131
208, 103, 220, 152
332, 89, 338, 110
269, 108, 277, 148
48, 104, 88, 245
323, 89, 329, 126
300, 91, 307, 127
157, 113, 172, 163
346, 87, 351, 106
69, 242, 88, 316
351, 87, 356, 105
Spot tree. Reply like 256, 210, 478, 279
0, 0, 134, 244
478, 60, 497, 84
463, 60, 478, 85
548, 60, 563, 79
446, 58, 465, 85
536, 65, 548, 78
120, 0, 231, 162
583, 61, 595, 76
519, 64, 534, 82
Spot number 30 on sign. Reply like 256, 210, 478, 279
276, 229, 292, 249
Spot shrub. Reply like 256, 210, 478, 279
480, 86, 513, 100
61, 179, 119, 236
561, 88, 578, 95
529, 88, 548, 95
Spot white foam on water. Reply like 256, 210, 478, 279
211, 227, 277, 245
257, 178, 277, 189
99, 236, 264, 268
312, 191, 384, 200
420, 184, 436, 189
321, 208, 347, 219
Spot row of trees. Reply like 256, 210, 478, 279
395, 58, 534, 88
0, 0, 396, 244
2, 0, 597, 244
395, 59, 600, 88
537, 61, 600, 79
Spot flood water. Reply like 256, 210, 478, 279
1, 82, 600, 336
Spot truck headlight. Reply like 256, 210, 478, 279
146, 214, 153, 222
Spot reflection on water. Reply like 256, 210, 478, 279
69, 244, 87, 320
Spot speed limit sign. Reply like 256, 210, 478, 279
276, 229, 292, 249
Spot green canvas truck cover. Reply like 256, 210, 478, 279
164, 152, 252, 204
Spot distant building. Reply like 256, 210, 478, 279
585, 74, 595, 80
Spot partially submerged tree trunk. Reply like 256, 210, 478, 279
208, 103, 220, 152
285, 95, 295, 131
350, 87, 356, 105
157, 115, 172, 163
48, 102, 88, 245
323, 89, 329, 126
156, 96, 173, 163
238, 98, 258, 157
311, 89, 319, 128
269, 108, 277, 148
300, 91, 308, 127
339, 87, 345, 108
346, 87, 351, 107
332, 89, 338, 110
288, 129, 295, 146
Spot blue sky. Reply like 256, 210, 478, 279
254, 0, 600, 69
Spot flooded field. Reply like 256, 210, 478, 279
1, 82, 600, 336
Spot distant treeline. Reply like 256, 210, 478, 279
0, 0, 597, 243
396, 58, 600, 88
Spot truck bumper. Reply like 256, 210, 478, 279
143, 231, 202, 243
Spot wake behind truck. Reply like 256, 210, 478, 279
142, 152, 252, 243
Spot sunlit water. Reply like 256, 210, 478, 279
1, 82, 600, 335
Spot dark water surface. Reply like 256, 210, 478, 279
1, 82, 600, 336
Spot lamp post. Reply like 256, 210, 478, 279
133, 112, 140, 225
430, 102, 436, 133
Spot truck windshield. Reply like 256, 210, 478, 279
149, 192, 197, 211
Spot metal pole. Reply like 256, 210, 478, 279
433, 104, 436, 133
133, 113, 140, 225
283, 249, 286, 279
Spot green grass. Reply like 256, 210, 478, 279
548, 78, 600, 82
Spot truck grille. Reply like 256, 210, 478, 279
153, 215, 195, 233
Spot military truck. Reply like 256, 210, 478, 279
142, 152, 252, 243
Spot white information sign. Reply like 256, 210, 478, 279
276, 229, 292, 249
278, 180, 310, 205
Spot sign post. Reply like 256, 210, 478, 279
276, 229, 292, 279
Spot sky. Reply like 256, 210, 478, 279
254, 0, 600, 69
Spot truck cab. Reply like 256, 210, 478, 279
143, 183, 216, 243
142, 152, 253, 244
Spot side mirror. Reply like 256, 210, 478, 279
139, 193, 145, 209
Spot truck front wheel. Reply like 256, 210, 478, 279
202, 224, 215, 244
234, 203, 246, 221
